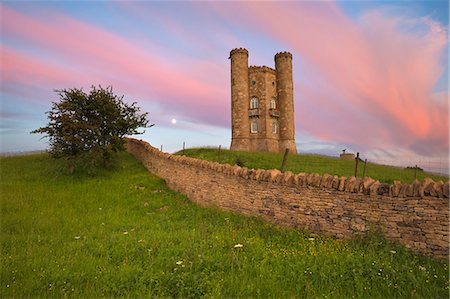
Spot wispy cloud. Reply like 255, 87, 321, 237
1, 2, 447, 160
206, 1, 448, 156
1, 5, 229, 127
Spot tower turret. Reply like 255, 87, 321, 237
230, 48, 250, 151
275, 52, 297, 154
229, 49, 297, 153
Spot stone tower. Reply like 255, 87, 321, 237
229, 48, 297, 154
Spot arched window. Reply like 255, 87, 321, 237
251, 119, 258, 133
270, 97, 276, 109
272, 120, 278, 134
250, 97, 259, 109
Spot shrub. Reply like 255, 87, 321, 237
32, 86, 150, 171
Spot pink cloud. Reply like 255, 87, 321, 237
1, 5, 229, 126
207, 2, 448, 156
1, 2, 447, 159
1, 46, 72, 86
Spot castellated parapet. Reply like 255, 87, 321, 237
230, 48, 297, 153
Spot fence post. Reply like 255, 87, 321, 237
363, 159, 367, 178
218, 145, 221, 162
354, 152, 360, 178
160, 145, 163, 152
280, 148, 290, 172
182, 141, 185, 155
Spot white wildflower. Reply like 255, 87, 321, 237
176, 260, 183, 265
74, 236, 81, 240
390, 250, 396, 254
234, 244, 243, 248
123, 231, 129, 235
308, 237, 315, 241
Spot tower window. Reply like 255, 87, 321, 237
272, 120, 278, 134
251, 80, 256, 86
250, 97, 259, 109
251, 119, 258, 133
270, 97, 277, 109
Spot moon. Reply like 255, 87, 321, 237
171, 118, 177, 124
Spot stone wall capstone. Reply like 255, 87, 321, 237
125, 138, 449, 258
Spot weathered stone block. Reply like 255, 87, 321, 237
248, 168, 257, 180
429, 238, 449, 248
391, 180, 401, 197
306, 173, 315, 186
294, 173, 306, 186
413, 242, 428, 250
260, 169, 272, 181
353, 178, 362, 193
312, 173, 322, 187
254, 169, 266, 180
369, 181, 380, 195
276, 173, 285, 184
412, 179, 421, 197
321, 174, 331, 188
240, 167, 248, 179
269, 169, 282, 183
405, 184, 414, 197
325, 174, 334, 188
433, 181, 444, 198
221, 164, 230, 175
332, 175, 340, 189
398, 184, 408, 198
443, 182, 449, 198
345, 176, 357, 192
232, 165, 242, 176
338, 176, 347, 191
350, 218, 366, 231
423, 178, 435, 196
283, 171, 295, 185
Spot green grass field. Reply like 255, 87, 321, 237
176, 148, 448, 184
1, 152, 448, 298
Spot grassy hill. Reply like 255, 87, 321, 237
0, 152, 448, 298
175, 148, 448, 184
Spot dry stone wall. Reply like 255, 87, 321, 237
126, 138, 449, 258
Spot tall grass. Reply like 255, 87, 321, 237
1, 152, 448, 298
176, 148, 448, 184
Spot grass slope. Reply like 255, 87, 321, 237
0, 152, 448, 298
176, 148, 448, 184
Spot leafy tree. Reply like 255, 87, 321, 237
32, 86, 150, 170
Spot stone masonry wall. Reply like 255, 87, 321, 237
126, 138, 449, 258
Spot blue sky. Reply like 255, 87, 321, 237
1, 1, 448, 173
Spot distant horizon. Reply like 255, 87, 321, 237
2, 139, 448, 176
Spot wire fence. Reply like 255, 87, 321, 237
364, 158, 449, 176
159, 142, 449, 184
294, 153, 449, 183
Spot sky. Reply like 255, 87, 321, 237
1, 1, 449, 173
